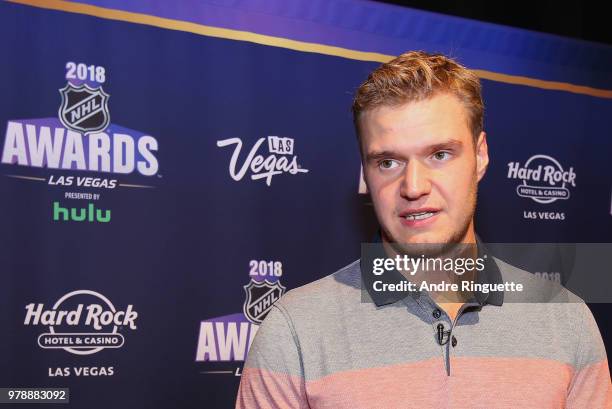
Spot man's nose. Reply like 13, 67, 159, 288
400, 159, 431, 200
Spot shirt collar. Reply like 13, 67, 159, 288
361, 231, 504, 307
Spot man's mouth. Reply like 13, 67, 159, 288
398, 209, 441, 224
404, 211, 436, 221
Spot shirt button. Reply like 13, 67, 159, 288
432, 309, 442, 319
452, 336, 457, 347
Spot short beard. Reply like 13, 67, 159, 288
383, 184, 478, 259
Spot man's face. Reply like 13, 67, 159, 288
359, 93, 489, 248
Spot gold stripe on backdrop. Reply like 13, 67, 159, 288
8, 0, 612, 98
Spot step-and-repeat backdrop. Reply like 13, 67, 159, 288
1, 1, 611, 407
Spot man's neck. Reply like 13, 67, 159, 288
380, 231, 480, 322
436, 301, 464, 322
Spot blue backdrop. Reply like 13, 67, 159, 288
1, 1, 611, 408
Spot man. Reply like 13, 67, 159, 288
236, 51, 611, 408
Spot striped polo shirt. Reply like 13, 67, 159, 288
237, 249, 611, 408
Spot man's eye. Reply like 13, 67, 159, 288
433, 151, 451, 161
379, 159, 399, 169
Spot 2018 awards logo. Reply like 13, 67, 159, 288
195, 260, 286, 376
24, 289, 138, 377
0, 61, 160, 223
507, 154, 576, 221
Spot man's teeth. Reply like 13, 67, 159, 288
405, 212, 435, 221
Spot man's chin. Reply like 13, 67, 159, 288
396, 232, 440, 245
385, 231, 459, 257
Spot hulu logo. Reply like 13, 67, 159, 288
52, 202, 111, 223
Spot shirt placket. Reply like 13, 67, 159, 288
417, 296, 479, 376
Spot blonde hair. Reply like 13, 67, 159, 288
352, 51, 483, 140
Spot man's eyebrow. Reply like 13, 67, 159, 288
366, 150, 396, 162
366, 139, 464, 162
427, 139, 463, 153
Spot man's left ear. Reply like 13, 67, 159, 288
476, 131, 489, 182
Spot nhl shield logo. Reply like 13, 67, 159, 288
59, 83, 110, 133
243, 279, 286, 324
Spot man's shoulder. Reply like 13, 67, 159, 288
274, 259, 364, 317
493, 255, 584, 304
492, 256, 595, 346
